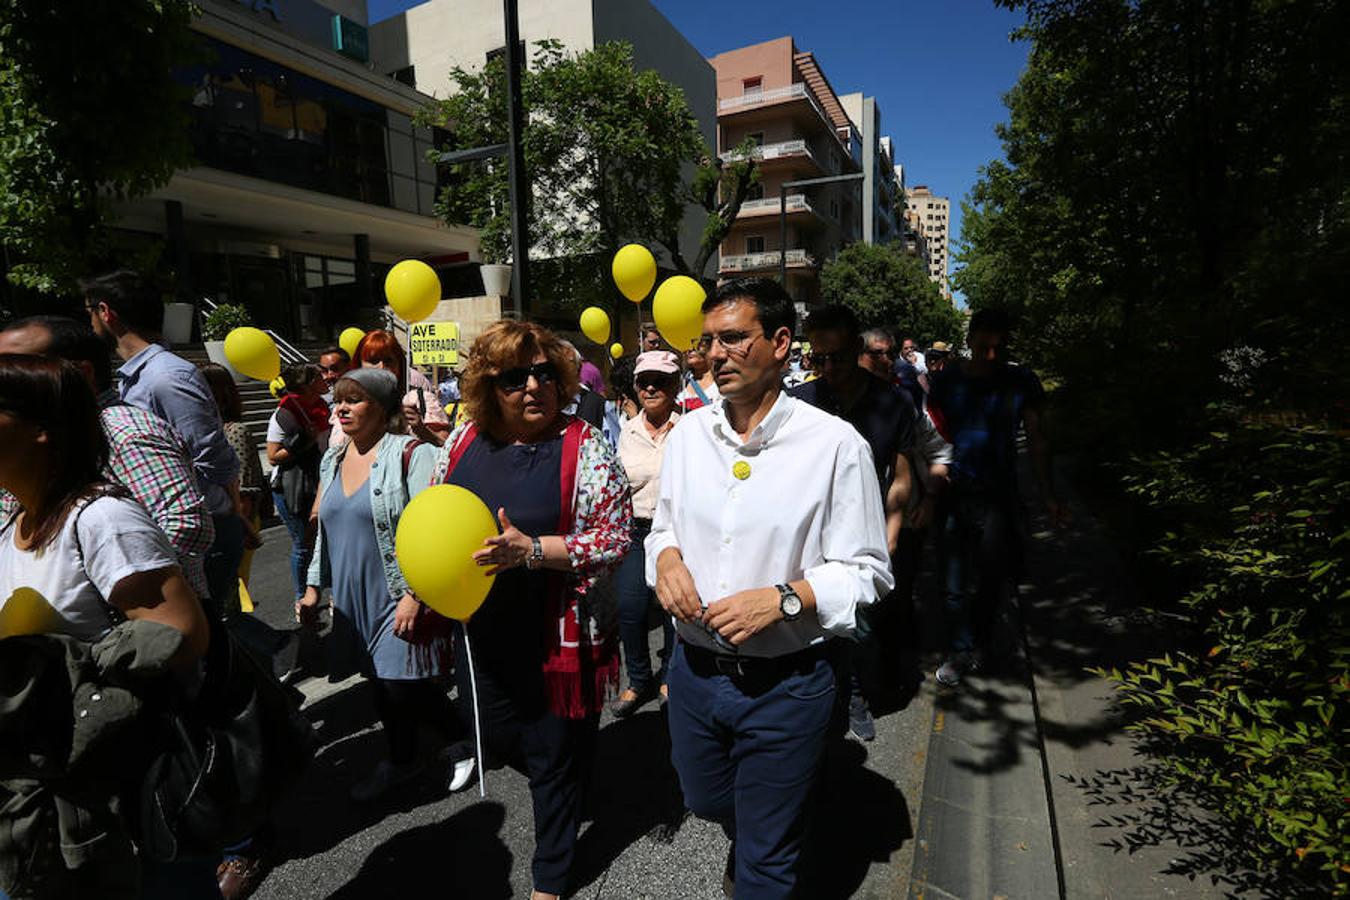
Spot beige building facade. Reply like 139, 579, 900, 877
905, 185, 951, 298
711, 37, 863, 307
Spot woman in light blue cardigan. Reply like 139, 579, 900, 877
298, 368, 465, 802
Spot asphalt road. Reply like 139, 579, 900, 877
240, 525, 935, 899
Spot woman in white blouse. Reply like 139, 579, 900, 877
611, 350, 682, 717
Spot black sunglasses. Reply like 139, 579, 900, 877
495, 362, 558, 393
808, 350, 854, 367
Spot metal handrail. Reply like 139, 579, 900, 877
197, 296, 307, 365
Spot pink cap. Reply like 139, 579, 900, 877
633, 350, 681, 378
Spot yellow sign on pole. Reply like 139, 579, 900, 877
408, 321, 460, 366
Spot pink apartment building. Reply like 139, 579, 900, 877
711, 36, 863, 306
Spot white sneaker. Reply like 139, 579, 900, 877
447, 756, 477, 793
935, 652, 982, 687
350, 759, 421, 803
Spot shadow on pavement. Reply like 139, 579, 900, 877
1064, 761, 1327, 899
268, 679, 457, 862
798, 739, 913, 898
325, 801, 514, 900
570, 706, 687, 891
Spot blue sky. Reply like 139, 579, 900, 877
367, 0, 1030, 298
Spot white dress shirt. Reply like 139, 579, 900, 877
645, 391, 893, 658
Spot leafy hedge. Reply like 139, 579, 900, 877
1101, 415, 1348, 892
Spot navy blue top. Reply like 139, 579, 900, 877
790, 372, 917, 490
928, 363, 1044, 492
891, 358, 925, 411
448, 433, 563, 668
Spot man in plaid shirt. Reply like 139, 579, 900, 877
0, 317, 214, 597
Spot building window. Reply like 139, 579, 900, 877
743, 76, 763, 94
746, 235, 765, 254
830, 199, 839, 219
747, 131, 765, 146
389, 65, 416, 89
746, 183, 764, 201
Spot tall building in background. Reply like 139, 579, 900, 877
710, 37, 863, 309
905, 185, 950, 298
368, 0, 718, 281
839, 94, 901, 246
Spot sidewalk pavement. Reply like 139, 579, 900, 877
907, 459, 1248, 900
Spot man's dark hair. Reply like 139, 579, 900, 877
968, 307, 1012, 338
4, 315, 112, 391
78, 269, 163, 336
319, 346, 350, 363
802, 304, 860, 341
704, 277, 796, 339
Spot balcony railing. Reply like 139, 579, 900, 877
722, 138, 819, 167
719, 82, 831, 129
719, 249, 815, 272
737, 193, 814, 216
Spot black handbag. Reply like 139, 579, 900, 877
137, 617, 315, 861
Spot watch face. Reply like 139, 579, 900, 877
783, 594, 802, 616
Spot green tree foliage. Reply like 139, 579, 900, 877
417, 41, 757, 308
0, 0, 198, 294
958, 2, 1350, 889
819, 241, 963, 344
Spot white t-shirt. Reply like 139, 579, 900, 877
0, 496, 177, 642
266, 406, 303, 444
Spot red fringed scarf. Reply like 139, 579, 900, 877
441, 418, 619, 719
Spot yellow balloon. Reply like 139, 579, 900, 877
223, 327, 280, 381
609, 342, 624, 360
339, 327, 365, 359
268, 376, 285, 398
384, 259, 441, 323
579, 307, 611, 344
612, 244, 656, 303
652, 275, 706, 353
0, 588, 65, 638
395, 484, 498, 621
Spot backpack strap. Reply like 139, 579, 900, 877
400, 437, 427, 504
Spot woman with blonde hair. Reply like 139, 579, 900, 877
432, 320, 631, 900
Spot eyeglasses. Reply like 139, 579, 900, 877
495, 362, 558, 393
695, 330, 766, 355
635, 376, 673, 392
864, 347, 897, 360
808, 350, 853, 367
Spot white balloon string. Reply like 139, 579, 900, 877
462, 621, 486, 799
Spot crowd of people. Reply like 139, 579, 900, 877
0, 270, 1063, 900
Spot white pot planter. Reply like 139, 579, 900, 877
480, 263, 512, 298
204, 340, 247, 383
161, 302, 195, 346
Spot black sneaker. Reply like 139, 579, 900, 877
847, 692, 876, 742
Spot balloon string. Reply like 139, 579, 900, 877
462, 621, 486, 799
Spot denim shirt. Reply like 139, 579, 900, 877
117, 343, 240, 516
305, 433, 437, 600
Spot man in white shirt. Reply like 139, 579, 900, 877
646, 277, 893, 898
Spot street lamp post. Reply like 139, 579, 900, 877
778, 172, 866, 285
436, 0, 532, 317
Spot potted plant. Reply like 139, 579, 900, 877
478, 237, 512, 299
201, 304, 253, 383
161, 297, 196, 346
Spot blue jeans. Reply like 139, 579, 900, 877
667, 642, 838, 899
272, 490, 312, 601
616, 523, 675, 694
938, 491, 1019, 655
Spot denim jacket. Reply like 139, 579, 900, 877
305, 433, 437, 599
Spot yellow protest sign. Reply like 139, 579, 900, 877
408, 321, 460, 366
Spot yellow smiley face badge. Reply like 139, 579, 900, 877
732, 460, 752, 481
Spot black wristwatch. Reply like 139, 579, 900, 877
776, 583, 802, 622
